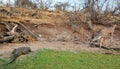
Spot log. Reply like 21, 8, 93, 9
0, 35, 15, 43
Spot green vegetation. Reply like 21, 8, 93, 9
0, 49, 120, 69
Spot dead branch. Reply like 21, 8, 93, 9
7, 24, 18, 35
0, 21, 11, 31
11, 24, 18, 33
8, 24, 18, 35
0, 35, 15, 43
16, 21, 37, 39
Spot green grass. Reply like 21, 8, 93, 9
0, 49, 120, 69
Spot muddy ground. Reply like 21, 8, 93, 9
0, 7, 120, 61
0, 23, 120, 60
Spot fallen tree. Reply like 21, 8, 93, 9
0, 21, 37, 43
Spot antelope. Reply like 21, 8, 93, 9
91, 24, 117, 48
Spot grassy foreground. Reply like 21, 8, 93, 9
0, 49, 120, 69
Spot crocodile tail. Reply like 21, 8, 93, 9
5, 55, 17, 65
